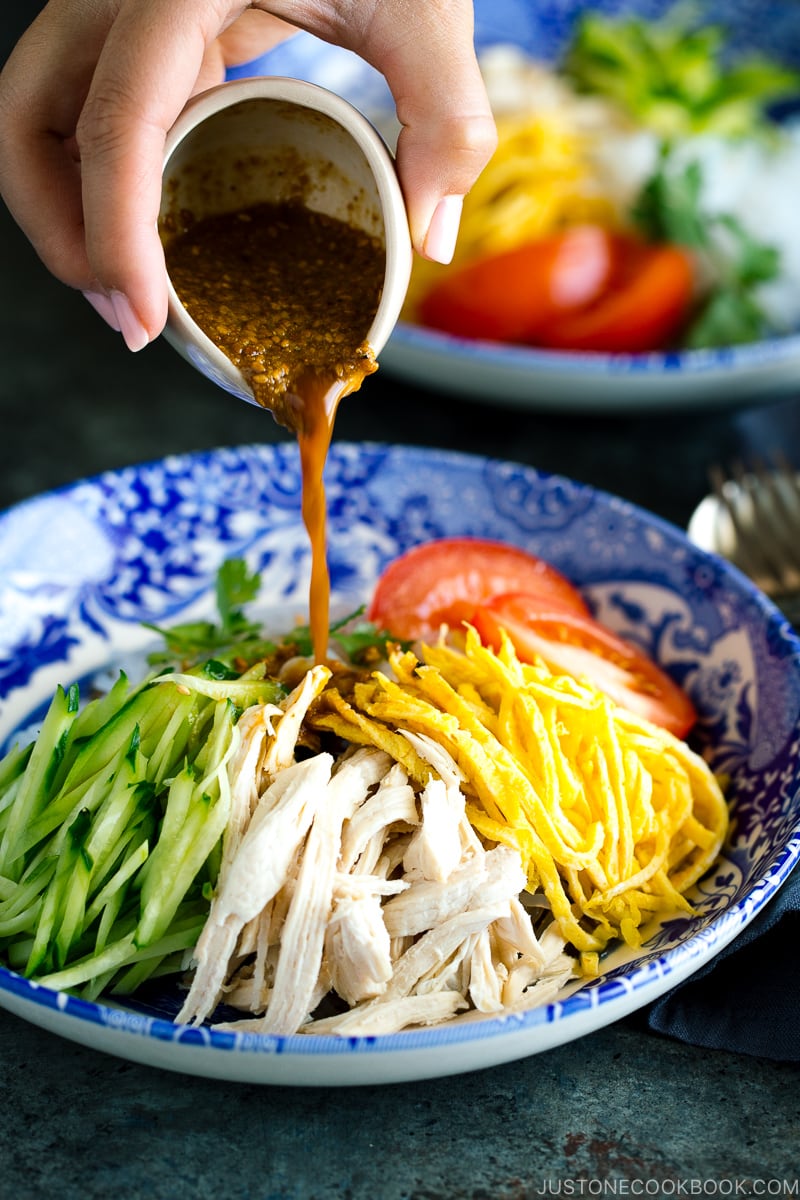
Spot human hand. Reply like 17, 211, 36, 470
0, 0, 496, 351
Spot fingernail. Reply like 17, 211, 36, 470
83, 290, 121, 332
423, 195, 464, 264
110, 290, 150, 352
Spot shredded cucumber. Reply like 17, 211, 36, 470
0, 558, 382, 1006
0, 656, 285, 997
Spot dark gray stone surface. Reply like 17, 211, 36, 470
2, 6, 799, 1196
1, 1012, 799, 1199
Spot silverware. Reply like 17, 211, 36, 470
708, 452, 800, 625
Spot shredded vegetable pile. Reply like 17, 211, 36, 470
0, 664, 283, 997
405, 8, 800, 352
0, 559, 728, 1033
175, 664, 575, 1035
313, 631, 727, 976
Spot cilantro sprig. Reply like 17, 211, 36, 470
632, 152, 781, 348
288, 606, 402, 663
145, 558, 395, 670
144, 559, 275, 669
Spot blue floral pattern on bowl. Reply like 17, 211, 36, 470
1, 442, 799, 1085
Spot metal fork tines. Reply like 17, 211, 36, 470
709, 452, 800, 620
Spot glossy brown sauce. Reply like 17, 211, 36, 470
163, 201, 384, 661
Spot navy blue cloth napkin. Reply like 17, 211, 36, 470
647, 863, 800, 1061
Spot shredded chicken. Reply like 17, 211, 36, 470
256, 747, 390, 1035
178, 692, 576, 1036
261, 664, 331, 781
175, 753, 332, 1026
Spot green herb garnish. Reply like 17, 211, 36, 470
144, 558, 276, 669
288, 605, 401, 663
633, 151, 781, 347
565, 5, 800, 139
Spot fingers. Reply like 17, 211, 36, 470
77, 2, 301, 345
389, 15, 497, 261
253, 0, 497, 261
0, 0, 291, 350
327, 0, 498, 262
215, 8, 298, 69
0, 0, 208, 346
0, 0, 494, 356
0, 0, 115, 289
74, 0, 235, 346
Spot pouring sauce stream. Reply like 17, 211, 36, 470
162, 200, 383, 661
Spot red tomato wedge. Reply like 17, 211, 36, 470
368, 538, 589, 641
416, 226, 615, 343
470, 592, 696, 737
534, 238, 694, 354
416, 228, 694, 354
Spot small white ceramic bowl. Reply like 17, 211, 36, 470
159, 76, 412, 405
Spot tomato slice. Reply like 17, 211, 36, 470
470, 592, 696, 737
416, 226, 615, 343
368, 538, 589, 641
533, 238, 694, 354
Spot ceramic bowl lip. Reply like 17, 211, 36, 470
160, 75, 412, 404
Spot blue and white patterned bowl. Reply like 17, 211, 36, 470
227, 0, 800, 412
1, 443, 799, 1085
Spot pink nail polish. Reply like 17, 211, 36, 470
110, 291, 150, 352
424, 195, 464, 264
83, 290, 121, 332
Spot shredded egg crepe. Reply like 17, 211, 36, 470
313, 627, 728, 976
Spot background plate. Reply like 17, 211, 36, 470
228, 0, 800, 411
1, 443, 800, 1085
